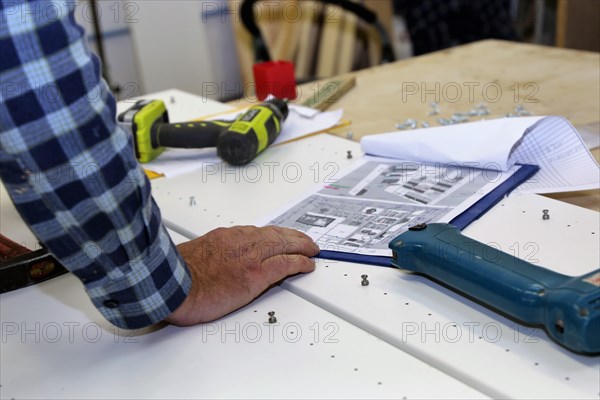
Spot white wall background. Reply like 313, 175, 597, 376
74, 0, 243, 101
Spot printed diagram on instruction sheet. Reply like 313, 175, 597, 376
268, 159, 514, 257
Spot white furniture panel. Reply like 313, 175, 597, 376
0, 270, 485, 399
151, 133, 363, 237
0, 165, 485, 399
153, 134, 600, 399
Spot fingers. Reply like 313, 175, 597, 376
196, 225, 318, 266
261, 254, 316, 285
224, 225, 319, 261
268, 225, 311, 240
260, 226, 319, 259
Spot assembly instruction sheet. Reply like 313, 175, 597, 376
264, 157, 520, 257
361, 116, 599, 195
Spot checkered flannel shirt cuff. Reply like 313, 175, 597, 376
86, 228, 192, 329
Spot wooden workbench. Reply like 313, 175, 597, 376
299, 40, 600, 137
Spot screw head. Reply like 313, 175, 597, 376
361, 274, 368, 279
268, 311, 275, 317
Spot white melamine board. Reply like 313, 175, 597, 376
0, 183, 38, 249
464, 193, 600, 276
0, 278, 486, 399
166, 228, 190, 246
153, 134, 600, 399
151, 134, 363, 237
282, 260, 599, 400
0, 170, 485, 399
282, 194, 600, 400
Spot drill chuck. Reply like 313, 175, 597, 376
218, 98, 289, 165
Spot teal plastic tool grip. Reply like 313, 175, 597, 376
389, 223, 600, 354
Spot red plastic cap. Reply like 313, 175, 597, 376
253, 60, 297, 101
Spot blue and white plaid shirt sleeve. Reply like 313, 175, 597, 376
0, 0, 192, 329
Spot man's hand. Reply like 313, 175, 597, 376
165, 225, 319, 326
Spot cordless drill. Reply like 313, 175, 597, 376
118, 98, 289, 165
389, 223, 600, 354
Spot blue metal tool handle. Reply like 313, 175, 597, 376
389, 223, 600, 354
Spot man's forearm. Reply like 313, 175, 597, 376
0, 0, 191, 328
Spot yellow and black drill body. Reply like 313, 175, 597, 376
118, 98, 289, 165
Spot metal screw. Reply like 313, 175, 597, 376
170, 96, 175, 104
514, 104, 532, 115
347, 150, 353, 159
395, 118, 417, 130
268, 311, 277, 323
428, 102, 440, 116
421, 121, 430, 128
451, 113, 469, 123
542, 209, 550, 220
346, 131, 354, 140
361, 274, 369, 286
468, 103, 490, 116
189, 196, 196, 206
507, 104, 532, 117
